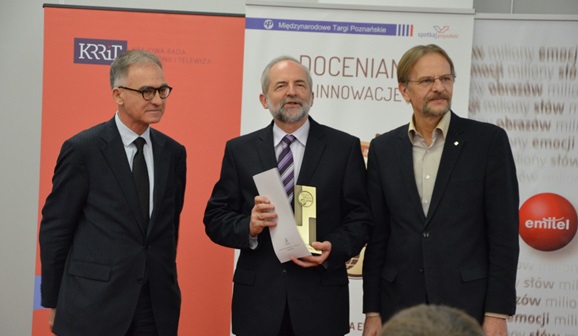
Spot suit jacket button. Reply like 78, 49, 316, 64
137, 277, 145, 284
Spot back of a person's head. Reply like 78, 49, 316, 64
379, 304, 484, 336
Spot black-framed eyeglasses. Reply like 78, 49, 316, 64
406, 74, 455, 88
118, 85, 173, 100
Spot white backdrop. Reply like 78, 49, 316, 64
241, 2, 474, 334
470, 16, 578, 335
241, 2, 474, 143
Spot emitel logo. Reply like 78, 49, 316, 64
519, 193, 577, 251
74, 38, 127, 65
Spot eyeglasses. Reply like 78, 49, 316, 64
118, 85, 173, 100
406, 75, 455, 88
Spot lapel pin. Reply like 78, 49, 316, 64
454, 141, 459, 146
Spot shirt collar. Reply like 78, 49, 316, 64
115, 112, 151, 148
273, 118, 310, 147
408, 111, 451, 144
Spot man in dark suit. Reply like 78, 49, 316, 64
204, 56, 371, 336
362, 44, 519, 336
39, 50, 186, 336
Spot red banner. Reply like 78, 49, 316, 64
34, 6, 244, 335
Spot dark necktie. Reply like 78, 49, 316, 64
133, 137, 150, 233
278, 134, 296, 203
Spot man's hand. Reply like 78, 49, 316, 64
482, 315, 508, 336
49, 308, 56, 331
249, 196, 277, 237
362, 315, 382, 336
291, 241, 332, 268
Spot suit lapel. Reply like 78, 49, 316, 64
150, 130, 170, 236
297, 118, 325, 185
100, 118, 146, 235
395, 127, 426, 222
256, 122, 279, 172
254, 118, 324, 200
425, 112, 465, 226
253, 118, 327, 193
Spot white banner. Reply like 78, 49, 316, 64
470, 17, 578, 335
242, 2, 474, 334
242, 2, 475, 143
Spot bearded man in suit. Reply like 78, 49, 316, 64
204, 56, 372, 336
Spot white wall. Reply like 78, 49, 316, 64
1, 0, 577, 335
1, 2, 44, 335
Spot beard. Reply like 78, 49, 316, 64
267, 96, 311, 123
422, 93, 452, 117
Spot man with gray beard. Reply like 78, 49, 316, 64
204, 56, 372, 336
362, 44, 519, 336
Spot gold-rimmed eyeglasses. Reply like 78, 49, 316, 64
406, 75, 455, 88
118, 85, 173, 101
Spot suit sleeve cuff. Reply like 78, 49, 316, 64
249, 235, 258, 249
485, 312, 508, 319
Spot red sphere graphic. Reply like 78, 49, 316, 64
519, 193, 577, 251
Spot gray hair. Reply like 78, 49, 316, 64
109, 50, 162, 88
260, 55, 313, 93
380, 304, 484, 336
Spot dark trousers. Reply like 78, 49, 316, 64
278, 302, 295, 336
126, 283, 158, 336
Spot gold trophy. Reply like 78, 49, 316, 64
294, 185, 321, 255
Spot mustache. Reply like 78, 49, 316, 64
281, 97, 304, 106
427, 93, 450, 102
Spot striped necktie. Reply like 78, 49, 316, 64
278, 134, 296, 202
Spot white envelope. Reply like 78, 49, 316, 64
253, 168, 311, 263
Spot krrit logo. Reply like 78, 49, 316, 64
74, 38, 127, 65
